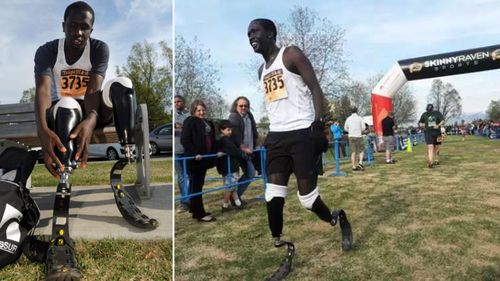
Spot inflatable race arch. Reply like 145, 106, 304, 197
371, 44, 500, 135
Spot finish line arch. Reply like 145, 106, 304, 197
371, 44, 500, 135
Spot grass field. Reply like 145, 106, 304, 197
0, 157, 172, 280
0, 239, 171, 281
31, 157, 171, 186
175, 136, 500, 281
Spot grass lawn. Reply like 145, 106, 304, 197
0, 157, 173, 280
175, 136, 500, 281
0, 239, 171, 281
31, 157, 171, 186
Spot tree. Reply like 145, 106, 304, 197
277, 6, 348, 98
117, 40, 171, 130
340, 73, 418, 125
20, 87, 36, 103
427, 79, 462, 121
486, 100, 500, 120
392, 84, 418, 125
329, 94, 352, 122
340, 81, 371, 116
175, 36, 227, 119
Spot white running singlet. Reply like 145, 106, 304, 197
51, 39, 92, 100
260, 47, 315, 132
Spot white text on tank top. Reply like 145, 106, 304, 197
260, 47, 315, 132
51, 38, 92, 101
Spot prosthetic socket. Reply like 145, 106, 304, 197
102, 77, 137, 159
51, 97, 82, 171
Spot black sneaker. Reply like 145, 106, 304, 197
45, 243, 81, 281
357, 163, 364, 171
221, 205, 230, 213
352, 166, 360, 171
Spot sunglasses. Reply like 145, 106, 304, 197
238, 104, 249, 108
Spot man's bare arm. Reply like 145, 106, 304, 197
35, 75, 66, 178
283, 46, 325, 120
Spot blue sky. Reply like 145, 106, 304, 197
176, 0, 500, 120
0, 0, 172, 104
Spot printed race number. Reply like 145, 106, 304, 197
60, 69, 90, 97
263, 69, 287, 103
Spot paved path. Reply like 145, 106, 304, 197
30, 184, 172, 240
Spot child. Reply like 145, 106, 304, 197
216, 120, 245, 211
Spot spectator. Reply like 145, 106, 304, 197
381, 112, 396, 164
216, 120, 244, 212
330, 119, 345, 158
434, 125, 446, 165
344, 107, 367, 171
174, 95, 190, 213
181, 100, 217, 222
228, 96, 258, 203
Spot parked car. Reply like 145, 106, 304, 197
88, 143, 152, 160
88, 143, 125, 160
149, 124, 172, 155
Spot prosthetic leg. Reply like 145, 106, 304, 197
266, 239, 295, 281
331, 209, 353, 251
265, 184, 295, 281
102, 77, 158, 229
45, 97, 82, 281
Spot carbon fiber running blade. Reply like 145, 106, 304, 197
266, 241, 295, 281
110, 159, 158, 229
339, 211, 353, 251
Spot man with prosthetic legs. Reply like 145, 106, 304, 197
248, 18, 353, 280
42, 78, 157, 280
34, 3, 157, 279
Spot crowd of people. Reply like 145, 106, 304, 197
174, 95, 259, 222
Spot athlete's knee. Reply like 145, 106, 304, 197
297, 187, 319, 210
265, 183, 287, 202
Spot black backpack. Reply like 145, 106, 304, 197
0, 147, 41, 268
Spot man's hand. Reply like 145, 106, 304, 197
70, 116, 97, 169
310, 120, 329, 155
39, 127, 66, 178
240, 145, 253, 155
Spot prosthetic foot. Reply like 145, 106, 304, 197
266, 239, 296, 281
103, 77, 158, 229
110, 160, 158, 228
331, 209, 353, 251
46, 97, 82, 281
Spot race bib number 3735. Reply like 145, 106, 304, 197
60, 69, 90, 97
263, 69, 287, 103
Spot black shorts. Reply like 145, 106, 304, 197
264, 128, 317, 179
424, 130, 440, 145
